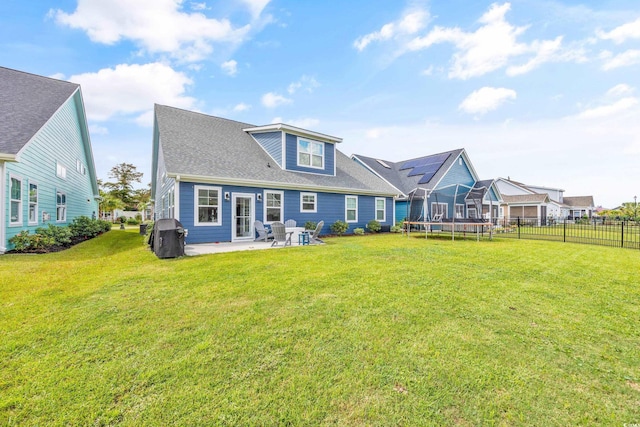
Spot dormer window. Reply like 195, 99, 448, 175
298, 138, 324, 169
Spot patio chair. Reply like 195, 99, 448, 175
270, 221, 293, 247
309, 220, 324, 244
254, 220, 273, 242
284, 219, 297, 227
431, 213, 443, 222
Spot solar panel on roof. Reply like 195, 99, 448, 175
407, 163, 441, 177
400, 152, 451, 170
418, 172, 437, 184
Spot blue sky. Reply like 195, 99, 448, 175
1, 0, 639, 207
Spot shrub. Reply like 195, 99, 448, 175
330, 220, 349, 236
366, 220, 381, 233
126, 217, 140, 225
117, 216, 126, 224
36, 224, 72, 246
9, 231, 37, 251
70, 216, 104, 239
390, 225, 403, 233
353, 228, 365, 235
135, 213, 143, 222
304, 221, 317, 231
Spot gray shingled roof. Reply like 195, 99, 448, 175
353, 149, 465, 196
502, 194, 549, 204
0, 67, 79, 155
563, 196, 595, 208
154, 104, 398, 195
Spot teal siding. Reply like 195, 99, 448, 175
4, 93, 98, 249
252, 132, 282, 167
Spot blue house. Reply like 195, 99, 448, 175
352, 149, 502, 223
0, 67, 100, 253
151, 105, 398, 243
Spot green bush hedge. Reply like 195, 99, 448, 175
9, 216, 111, 253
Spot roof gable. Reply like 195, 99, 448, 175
152, 105, 397, 196
0, 67, 79, 155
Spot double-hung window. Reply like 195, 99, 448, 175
264, 190, 283, 223
345, 196, 358, 223
10, 177, 22, 225
168, 188, 175, 219
56, 192, 67, 222
455, 204, 465, 218
300, 192, 317, 213
195, 185, 221, 225
375, 198, 386, 222
297, 139, 324, 169
29, 183, 38, 224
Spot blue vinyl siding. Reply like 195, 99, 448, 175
284, 133, 335, 176
4, 93, 98, 249
437, 156, 475, 189
154, 145, 176, 219
251, 131, 282, 167
178, 180, 393, 243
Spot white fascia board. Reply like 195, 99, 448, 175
0, 153, 16, 161
169, 173, 397, 197
243, 124, 342, 144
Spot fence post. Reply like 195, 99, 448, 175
563, 218, 566, 243
517, 217, 521, 239
621, 220, 624, 248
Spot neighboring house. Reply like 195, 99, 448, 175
496, 177, 595, 222
352, 149, 502, 223
563, 196, 596, 220
0, 67, 99, 253
151, 105, 398, 243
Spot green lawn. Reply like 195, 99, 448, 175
1, 231, 639, 426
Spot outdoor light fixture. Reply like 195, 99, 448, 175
224, 192, 230, 201
257, 194, 262, 202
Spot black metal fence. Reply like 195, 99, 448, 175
494, 217, 640, 250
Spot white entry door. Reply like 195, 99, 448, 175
232, 193, 255, 241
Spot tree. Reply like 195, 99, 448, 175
105, 163, 143, 209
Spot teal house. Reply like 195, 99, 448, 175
0, 67, 100, 252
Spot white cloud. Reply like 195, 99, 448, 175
51, 0, 258, 62
233, 102, 251, 112
597, 17, 640, 44
607, 84, 634, 97
261, 92, 292, 108
421, 65, 434, 76
190, 2, 208, 11
459, 87, 517, 115
287, 75, 320, 94
68, 62, 196, 125
354, 8, 429, 51
600, 49, 640, 70
405, 2, 581, 79
221, 59, 238, 76
239, 0, 271, 19
575, 97, 638, 120
89, 124, 109, 135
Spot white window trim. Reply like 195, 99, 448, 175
375, 197, 386, 222
9, 174, 22, 226
264, 190, 284, 224
345, 195, 358, 223
28, 181, 38, 225
455, 203, 465, 218
56, 162, 67, 179
168, 187, 175, 219
297, 137, 324, 170
467, 207, 477, 219
194, 185, 222, 226
300, 192, 317, 213
431, 202, 448, 219
56, 191, 67, 223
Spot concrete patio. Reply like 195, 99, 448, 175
184, 239, 316, 256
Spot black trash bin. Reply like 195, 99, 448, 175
151, 218, 186, 258
139, 223, 148, 235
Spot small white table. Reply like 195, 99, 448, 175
285, 227, 306, 245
